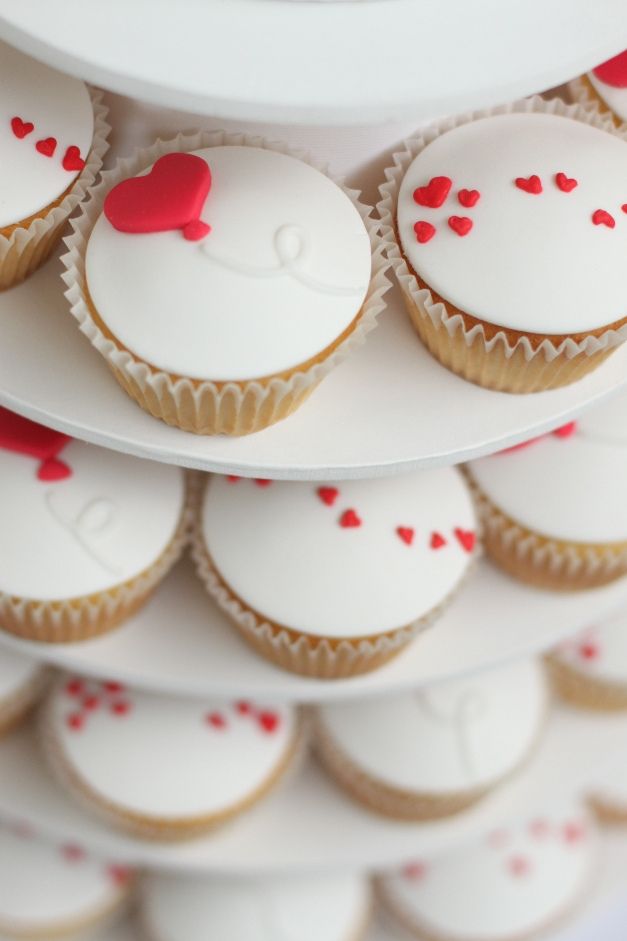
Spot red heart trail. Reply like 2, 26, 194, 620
515, 175, 542, 195
448, 216, 473, 237
592, 209, 615, 228
430, 532, 447, 549
458, 188, 480, 208
414, 221, 436, 244
396, 527, 414, 546
62, 145, 86, 172
36, 137, 57, 157
11, 116, 34, 139
413, 176, 452, 208
317, 486, 339, 506
339, 509, 362, 528
555, 172, 577, 193
454, 528, 475, 552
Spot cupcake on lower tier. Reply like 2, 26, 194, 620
0, 40, 108, 289
588, 759, 627, 824
0, 648, 48, 736
192, 469, 477, 678
379, 803, 595, 941
548, 614, 627, 710
315, 658, 547, 820
62, 131, 388, 436
0, 407, 188, 642
466, 390, 627, 590
42, 676, 300, 839
0, 822, 133, 938
379, 95, 627, 393
141, 870, 371, 941
570, 50, 627, 128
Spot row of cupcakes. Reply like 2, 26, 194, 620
4, 42, 627, 436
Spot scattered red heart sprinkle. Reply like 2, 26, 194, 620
430, 532, 447, 550
11, 116, 34, 139
579, 642, 599, 660
206, 711, 227, 729
37, 456, 71, 482
183, 219, 211, 241
622, 204, 627, 214
110, 700, 132, 717
65, 679, 84, 698
62, 843, 85, 862
563, 821, 586, 843
35, 136, 57, 158
488, 829, 509, 849
414, 221, 436, 244
458, 188, 480, 208
227, 475, 240, 483
592, 208, 615, 228
413, 175, 452, 208
448, 215, 473, 237
258, 711, 280, 734
255, 479, 272, 487
529, 819, 550, 839
103, 682, 124, 694
108, 865, 133, 886
404, 861, 427, 880
553, 421, 577, 438
62, 145, 86, 172
555, 172, 578, 193
67, 712, 85, 731
454, 528, 475, 553
82, 695, 101, 712
235, 700, 252, 715
508, 855, 531, 877
339, 508, 362, 528
515, 175, 542, 195
317, 486, 339, 506
396, 526, 415, 546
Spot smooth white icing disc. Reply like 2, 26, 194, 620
0, 647, 42, 704
381, 803, 594, 941
398, 112, 627, 333
0, 40, 93, 227
468, 389, 627, 544
85, 145, 372, 381
553, 612, 627, 683
142, 870, 370, 941
0, 439, 184, 600
200, 469, 477, 638
317, 658, 546, 793
588, 72, 627, 122
47, 678, 297, 819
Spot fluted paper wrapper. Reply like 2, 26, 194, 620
0, 475, 194, 643
0, 89, 109, 290
546, 655, 627, 711
569, 75, 627, 128
61, 130, 390, 436
378, 95, 627, 393
0, 666, 49, 737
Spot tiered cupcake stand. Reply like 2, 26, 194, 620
2, 2, 627, 938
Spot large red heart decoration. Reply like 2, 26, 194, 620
593, 50, 627, 88
413, 175, 452, 208
104, 152, 211, 237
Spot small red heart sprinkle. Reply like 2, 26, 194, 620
448, 216, 473, 237
258, 711, 280, 734
488, 829, 509, 849
555, 172, 578, 193
37, 456, 72, 482
62, 844, 85, 862
62, 145, 86, 172
206, 711, 227, 729
563, 821, 585, 843
414, 221, 436, 244
579, 641, 599, 660
317, 486, 339, 506
430, 532, 447, 550
11, 116, 34, 139
458, 188, 480, 208
82, 695, 101, 712
65, 679, 84, 698
110, 700, 131, 716
255, 479, 272, 487
529, 819, 550, 839
339, 508, 362, 528
413, 176, 452, 209
553, 421, 577, 438
183, 219, 211, 241
396, 526, 414, 546
592, 208, 615, 228
227, 475, 240, 483
622, 204, 627, 214
454, 528, 475, 553
235, 700, 252, 715
67, 712, 85, 731
103, 682, 123, 694
515, 175, 542, 195
508, 855, 531, 877
108, 865, 132, 886
35, 137, 57, 158
404, 862, 427, 880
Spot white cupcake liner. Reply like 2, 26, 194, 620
0, 88, 110, 290
377, 94, 627, 370
61, 129, 391, 436
0, 665, 50, 737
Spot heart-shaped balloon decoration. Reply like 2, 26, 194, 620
104, 152, 211, 238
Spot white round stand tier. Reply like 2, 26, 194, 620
2, 256, 627, 479
1, 558, 626, 703
0, 707, 623, 872
0, 1, 624, 124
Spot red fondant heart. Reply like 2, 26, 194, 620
11, 116, 33, 139
82, 695, 101, 711
236, 700, 252, 715
562, 822, 585, 844
258, 711, 280, 733
515, 175, 542, 195
111, 700, 131, 716
414, 221, 436, 244
340, 508, 362, 528
413, 176, 452, 208
103, 681, 124, 694
592, 208, 615, 228
448, 215, 473, 237
108, 866, 132, 886
206, 711, 227, 729
555, 172, 577, 193
62, 145, 86, 172
62, 844, 85, 862
508, 856, 531, 877
622, 204, 627, 214
458, 188, 480, 208
65, 679, 84, 698
67, 712, 85, 731
552, 421, 577, 438
454, 527, 475, 553
104, 153, 211, 236
430, 532, 447, 550
255, 478, 272, 487
579, 642, 599, 660
38, 456, 71, 482
227, 475, 240, 483
183, 219, 211, 241
396, 526, 414, 546
593, 50, 627, 88
36, 137, 57, 158
318, 486, 339, 506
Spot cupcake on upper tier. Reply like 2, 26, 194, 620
0, 40, 108, 288
379, 96, 627, 393
63, 131, 387, 436
571, 49, 627, 127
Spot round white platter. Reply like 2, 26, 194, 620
0, 1, 624, 124
1, 558, 626, 703
0, 706, 623, 872
2, 256, 627, 480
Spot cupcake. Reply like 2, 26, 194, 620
588, 758, 627, 824
379, 96, 627, 393
571, 50, 627, 127
547, 613, 627, 710
41, 676, 300, 839
141, 870, 372, 941
0, 407, 188, 642
379, 803, 594, 941
0, 40, 108, 289
315, 658, 547, 820
0, 647, 48, 736
192, 469, 477, 679
0, 822, 133, 938
466, 391, 627, 590
62, 131, 388, 436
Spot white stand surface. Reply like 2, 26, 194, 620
2, 558, 626, 703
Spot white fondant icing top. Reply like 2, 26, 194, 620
143, 871, 370, 941
200, 469, 477, 638
589, 72, 627, 123
86, 146, 372, 381
0, 439, 184, 600
468, 389, 627, 544
381, 804, 594, 941
0, 648, 41, 703
553, 612, 627, 683
398, 112, 627, 334
47, 678, 296, 818
0, 824, 129, 932
0, 41, 93, 228
317, 659, 546, 792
